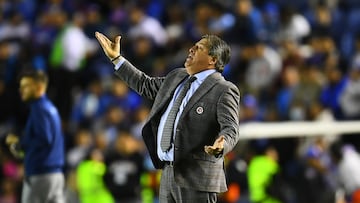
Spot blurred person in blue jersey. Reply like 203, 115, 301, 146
6, 70, 65, 203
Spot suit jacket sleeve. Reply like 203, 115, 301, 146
217, 83, 240, 155
114, 60, 165, 101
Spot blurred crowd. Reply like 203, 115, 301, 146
1, 0, 360, 202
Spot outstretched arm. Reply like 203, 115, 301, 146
95, 31, 123, 65
95, 32, 164, 100
205, 85, 240, 157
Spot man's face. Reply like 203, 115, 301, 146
185, 38, 215, 75
19, 77, 38, 102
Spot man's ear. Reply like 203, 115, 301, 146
209, 57, 217, 66
37, 82, 47, 95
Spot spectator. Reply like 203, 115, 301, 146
5, 70, 65, 203
298, 136, 336, 203
66, 128, 93, 170
76, 148, 114, 203
330, 142, 360, 202
49, 10, 98, 122
104, 131, 145, 203
340, 64, 360, 119
276, 66, 301, 120
127, 4, 168, 47
224, 0, 266, 45
70, 77, 106, 128
275, 6, 311, 44
247, 145, 286, 203
0, 10, 30, 42
244, 40, 282, 95
320, 67, 347, 119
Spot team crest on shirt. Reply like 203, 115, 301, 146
196, 106, 204, 114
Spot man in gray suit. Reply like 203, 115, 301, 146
95, 31, 240, 203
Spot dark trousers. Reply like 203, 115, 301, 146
159, 164, 217, 203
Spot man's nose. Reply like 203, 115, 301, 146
189, 46, 195, 53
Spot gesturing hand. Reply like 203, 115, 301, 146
204, 135, 224, 156
95, 31, 121, 60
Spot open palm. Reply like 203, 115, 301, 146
204, 135, 225, 156
95, 31, 121, 60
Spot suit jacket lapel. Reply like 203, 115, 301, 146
179, 72, 222, 120
147, 72, 189, 120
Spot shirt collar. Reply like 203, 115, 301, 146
192, 69, 216, 83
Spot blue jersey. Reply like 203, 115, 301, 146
21, 96, 65, 176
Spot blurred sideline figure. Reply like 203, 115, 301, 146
76, 148, 114, 203
247, 144, 282, 203
6, 70, 65, 203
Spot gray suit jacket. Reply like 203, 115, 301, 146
115, 60, 240, 193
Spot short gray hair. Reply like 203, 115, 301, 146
202, 34, 231, 73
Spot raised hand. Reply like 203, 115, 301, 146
204, 135, 224, 156
95, 31, 121, 60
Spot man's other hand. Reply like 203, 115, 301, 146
204, 135, 224, 156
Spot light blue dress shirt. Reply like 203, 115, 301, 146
157, 69, 216, 161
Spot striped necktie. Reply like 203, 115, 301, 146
160, 76, 197, 152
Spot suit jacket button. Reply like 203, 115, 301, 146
175, 147, 179, 150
